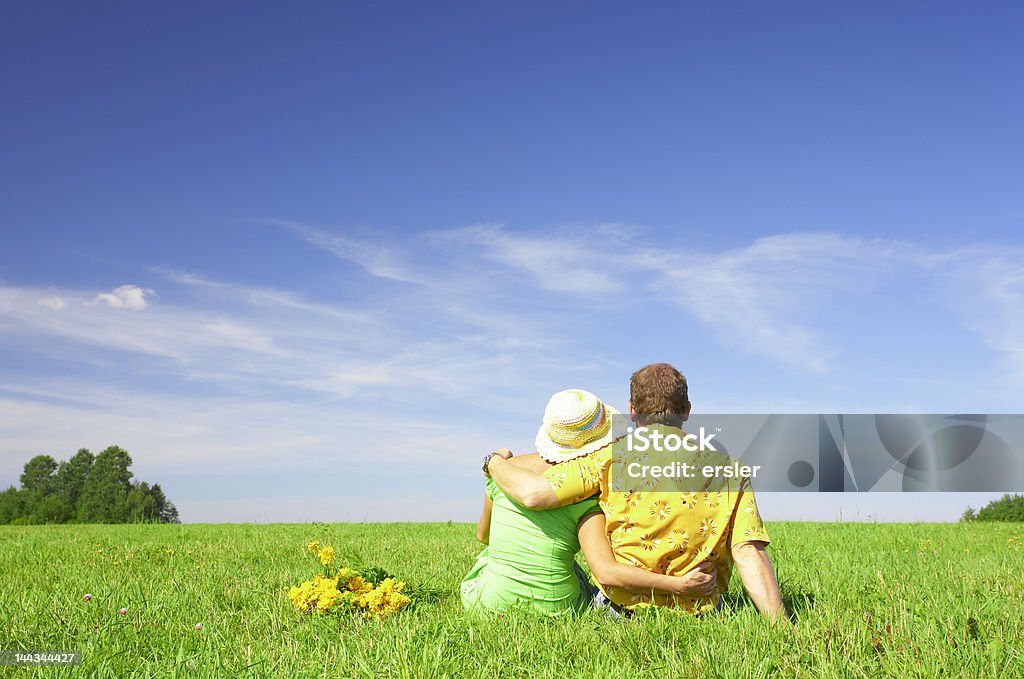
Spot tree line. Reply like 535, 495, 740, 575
960, 494, 1024, 523
0, 446, 179, 525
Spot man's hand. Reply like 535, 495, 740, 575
485, 449, 560, 509
484, 448, 514, 476
672, 561, 717, 598
483, 448, 514, 476
491, 448, 513, 463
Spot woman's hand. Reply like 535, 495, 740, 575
672, 561, 717, 597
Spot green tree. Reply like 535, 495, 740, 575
974, 494, 1024, 522
4, 446, 177, 524
18, 455, 61, 523
33, 493, 72, 524
55, 448, 94, 521
125, 481, 158, 522
0, 486, 25, 524
77, 445, 134, 523
20, 454, 58, 496
149, 483, 180, 524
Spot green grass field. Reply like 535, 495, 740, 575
1, 521, 1022, 678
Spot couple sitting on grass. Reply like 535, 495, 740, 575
461, 363, 785, 621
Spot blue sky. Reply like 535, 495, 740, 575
1, 1, 1021, 522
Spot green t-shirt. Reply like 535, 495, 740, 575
461, 477, 600, 615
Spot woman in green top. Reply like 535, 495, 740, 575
461, 390, 717, 615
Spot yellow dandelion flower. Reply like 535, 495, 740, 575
344, 575, 372, 594
356, 578, 411, 618
288, 541, 412, 618
289, 573, 343, 613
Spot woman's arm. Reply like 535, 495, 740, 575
577, 512, 717, 597
475, 495, 493, 544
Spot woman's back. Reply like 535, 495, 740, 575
461, 455, 599, 615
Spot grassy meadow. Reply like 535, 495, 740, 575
1, 521, 1022, 678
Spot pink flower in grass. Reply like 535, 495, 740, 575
119, 608, 128, 615
83, 594, 93, 601
194, 623, 203, 630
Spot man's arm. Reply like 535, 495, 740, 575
475, 495, 493, 544
731, 540, 786, 622
577, 513, 717, 598
486, 449, 560, 509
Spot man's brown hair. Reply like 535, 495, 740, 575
629, 363, 689, 427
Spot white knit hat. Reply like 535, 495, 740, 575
535, 389, 620, 463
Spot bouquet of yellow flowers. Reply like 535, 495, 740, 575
287, 540, 411, 618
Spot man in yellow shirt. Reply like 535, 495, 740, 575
486, 363, 785, 620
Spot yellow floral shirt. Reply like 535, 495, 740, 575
544, 426, 770, 613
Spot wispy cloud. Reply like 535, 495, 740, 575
276, 221, 1024, 374
88, 284, 155, 311
267, 219, 425, 284
3, 223, 1023, 521
37, 295, 67, 311
1, 284, 288, 364
153, 267, 372, 323
436, 223, 630, 295
923, 249, 1024, 384
637, 233, 893, 371
0, 260, 600, 508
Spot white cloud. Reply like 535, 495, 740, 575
3, 226, 1024, 522
926, 250, 1024, 383
439, 223, 629, 295
638, 233, 893, 370
0, 266, 585, 412
88, 284, 154, 311
269, 219, 424, 284
153, 267, 372, 323
0, 377, 529, 520
7, 229, 1023, 393
0, 285, 292, 365
275, 222, 1024, 374
37, 296, 66, 311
